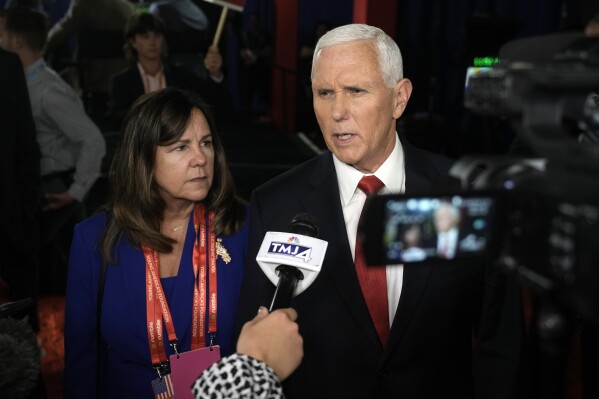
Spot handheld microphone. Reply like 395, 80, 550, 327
255, 213, 327, 311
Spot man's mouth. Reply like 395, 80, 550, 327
335, 133, 353, 141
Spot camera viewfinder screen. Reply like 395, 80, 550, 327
383, 194, 498, 263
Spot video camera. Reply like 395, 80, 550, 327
359, 34, 599, 322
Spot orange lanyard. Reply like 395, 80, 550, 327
143, 204, 218, 368
191, 204, 218, 350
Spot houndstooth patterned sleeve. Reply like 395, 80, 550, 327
191, 353, 285, 399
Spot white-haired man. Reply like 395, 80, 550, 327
236, 23, 524, 398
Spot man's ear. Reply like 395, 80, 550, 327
129, 37, 137, 51
392, 78, 413, 120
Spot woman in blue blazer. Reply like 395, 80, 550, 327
64, 88, 248, 398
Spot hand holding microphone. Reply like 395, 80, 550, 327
256, 213, 328, 311
237, 307, 303, 381
192, 306, 303, 398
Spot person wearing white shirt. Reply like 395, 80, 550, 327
0, 7, 106, 211
433, 201, 461, 259
1, 7, 106, 293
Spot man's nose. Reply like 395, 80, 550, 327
331, 93, 349, 121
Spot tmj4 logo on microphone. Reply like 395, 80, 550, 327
267, 236, 312, 262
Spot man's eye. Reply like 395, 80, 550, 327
317, 90, 333, 98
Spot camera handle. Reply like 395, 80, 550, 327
532, 299, 574, 399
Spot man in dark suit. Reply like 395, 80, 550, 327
0, 48, 42, 332
235, 24, 525, 398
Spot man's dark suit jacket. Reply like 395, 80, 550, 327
0, 49, 41, 326
108, 61, 225, 129
235, 136, 525, 399
0, 49, 41, 253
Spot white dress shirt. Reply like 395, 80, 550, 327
333, 134, 406, 326
26, 58, 106, 202
137, 63, 166, 94
437, 228, 459, 259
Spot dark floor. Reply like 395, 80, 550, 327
38, 296, 65, 399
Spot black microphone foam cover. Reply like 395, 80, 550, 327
288, 213, 319, 238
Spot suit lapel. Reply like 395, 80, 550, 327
132, 67, 146, 97
302, 155, 383, 350
380, 137, 444, 364
381, 263, 434, 365
402, 137, 443, 195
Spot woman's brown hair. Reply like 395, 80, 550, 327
99, 87, 245, 264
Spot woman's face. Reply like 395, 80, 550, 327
404, 226, 421, 246
153, 109, 215, 207
131, 30, 164, 62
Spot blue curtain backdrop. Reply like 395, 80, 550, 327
395, 0, 589, 157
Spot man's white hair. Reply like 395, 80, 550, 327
311, 23, 404, 88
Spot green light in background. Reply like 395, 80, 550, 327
473, 56, 500, 67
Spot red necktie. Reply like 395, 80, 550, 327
355, 175, 390, 346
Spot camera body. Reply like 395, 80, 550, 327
359, 36, 599, 321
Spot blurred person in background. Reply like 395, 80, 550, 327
44, 0, 136, 95
0, 6, 105, 293
108, 12, 225, 130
